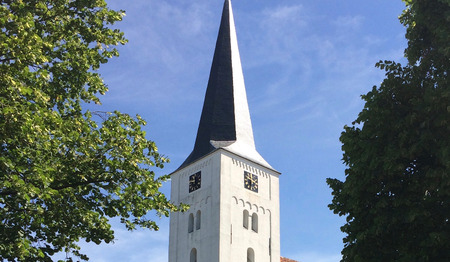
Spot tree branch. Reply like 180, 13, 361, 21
51, 177, 115, 191
0, 57, 17, 63
0, 178, 115, 197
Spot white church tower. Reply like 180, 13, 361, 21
168, 0, 281, 261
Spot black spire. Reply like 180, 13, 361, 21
179, 0, 271, 170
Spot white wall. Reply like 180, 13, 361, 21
168, 149, 280, 262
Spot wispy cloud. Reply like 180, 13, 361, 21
333, 15, 364, 31
120, 1, 214, 67
52, 219, 170, 262
98, 1, 218, 110
265, 5, 305, 24
85, 221, 169, 262
239, 5, 380, 118
251, 4, 308, 65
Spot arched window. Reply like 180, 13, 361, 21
196, 210, 201, 230
190, 248, 197, 262
243, 210, 249, 229
188, 213, 194, 233
251, 213, 258, 233
247, 248, 255, 262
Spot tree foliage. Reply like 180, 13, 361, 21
0, 0, 186, 261
327, 0, 450, 261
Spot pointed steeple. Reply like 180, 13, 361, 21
179, 0, 271, 170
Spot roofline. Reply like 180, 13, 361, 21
170, 148, 281, 176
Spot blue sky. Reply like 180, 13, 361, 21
62, 0, 408, 261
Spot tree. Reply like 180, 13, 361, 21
327, 0, 450, 261
0, 0, 186, 261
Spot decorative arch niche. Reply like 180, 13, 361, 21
247, 248, 255, 262
190, 248, 197, 262
188, 213, 194, 233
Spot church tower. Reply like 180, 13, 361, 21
168, 1, 281, 261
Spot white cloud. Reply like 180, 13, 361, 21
333, 15, 364, 31
97, 1, 219, 112
239, 5, 379, 116
266, 5, 304, 23
259, 4, 308, 60
86, 222, 169, 261
53, 219, 170, 262
121, 1, 214, 70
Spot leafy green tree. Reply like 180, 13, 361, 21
327, 0, 450, 261
0, 0, 186, 261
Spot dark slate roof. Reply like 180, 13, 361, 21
178, 0, 272, 170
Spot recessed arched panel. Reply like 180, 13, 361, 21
188, 213, 194, 233
251, 213, 258, 233
190, 248, 197, 262
243, 210, 249, 229
247, 248, 255, 262
196, 210, 201, 230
